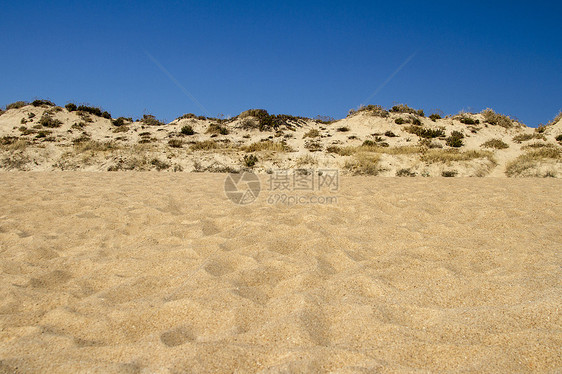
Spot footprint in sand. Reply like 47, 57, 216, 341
160, 326, 195, 347
29, 270, 71, 289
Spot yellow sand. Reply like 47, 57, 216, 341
0, 172, 560, 373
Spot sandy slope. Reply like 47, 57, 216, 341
1, 105, 561, 177
0, 173, 561, 373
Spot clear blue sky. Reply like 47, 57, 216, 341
1, 0, 560, 126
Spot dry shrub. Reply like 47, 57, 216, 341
190, 140, 219, 151
512, 133, 546, 143
74, 140, 117, 153
505, 148, 562, 177
421, 149, 495, 164
481, 139, 509, 149
242, 141, 291, 152
303, 129, 320, 138
344, 153, 382, 175
481, 109, 517, 128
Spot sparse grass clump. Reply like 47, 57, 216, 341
6, 101, 28, 110
446, 131, 464, 147
303, 129, 320, 138
336, 126, 350, 132
395, 117, 407, 125
385, 131, 397, 137
405, 126, 444, 138
505, 147, 562, 177
521, 142, 558, 150
481, 109, 516, 128
481, 138, 509, 149
548, 112, 562, 126
180, 125, 195, 135
512, 133, 546, 143
206, 123, 229, 135
242, 140, 291, 152
315, 115, 336, 124
39, 114, 62, 128
419, 138, 443, 148
141, 114, 165, 126
555, 134, 562, 143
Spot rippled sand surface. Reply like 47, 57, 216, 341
0, 173, 560, 373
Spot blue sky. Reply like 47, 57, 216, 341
1, 0, 560, 126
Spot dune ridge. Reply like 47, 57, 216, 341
1, 103, 561, 177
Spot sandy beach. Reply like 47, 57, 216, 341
0, 172, 560, 372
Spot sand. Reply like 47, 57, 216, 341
0, 172, 560, 372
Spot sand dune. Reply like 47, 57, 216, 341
0, 172, 560, 372
1, 103, 561, 177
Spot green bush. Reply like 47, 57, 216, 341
151, 158, 171, 171
243, 154, 258, 167
429, 113, 441, 121
168, 139, 183, 148
385, 131, 397, 137
396, 168, 416, 177
555, 134, 562, 142
6, 101, 28, 110
206, 123, 229, 135
77, 105, 111, 119
395, 117, 407, 125
32, 99, 55, 107
178, 113, 197, 120
459, 116, 479, 125
239, 109, 307, 131
65, 103, 77, 111
111, 117, 130, 127
141, 114, 165, 126
336, 126, 350, 132
180, 125, 195, 135
39, 114, 62, 128
405, 126, 444, 138
390, 104, 424, 116
446, 131, 464, 147
442, 170, 458, 177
